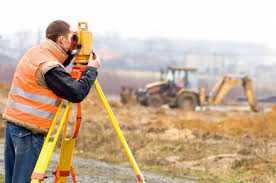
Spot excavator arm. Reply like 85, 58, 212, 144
208, 76, 260, 112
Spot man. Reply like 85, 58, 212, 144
2, 20, 100, 183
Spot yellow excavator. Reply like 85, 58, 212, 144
134, 66, 260, 112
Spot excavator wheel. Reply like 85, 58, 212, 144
148, 94, 163, 107
176, 92, 199, 111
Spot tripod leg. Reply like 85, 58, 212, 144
94, 79, 145, 183
31, 102, 72, 183
54, 103, 82, 183
54, 138, 76, 183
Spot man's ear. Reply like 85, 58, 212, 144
56, 36, 63, 44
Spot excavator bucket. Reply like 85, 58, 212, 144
242, 77, 260, 112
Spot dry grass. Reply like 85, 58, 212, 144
1, 86, 276, 182
71, 92, 276, 182
0, 83, 8, 138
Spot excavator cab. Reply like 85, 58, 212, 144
161, 67, 197, 89
136, 66, 199, 108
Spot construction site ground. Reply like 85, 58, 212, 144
1, 89, 276, 182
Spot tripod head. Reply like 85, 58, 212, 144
73, 22, 93, 66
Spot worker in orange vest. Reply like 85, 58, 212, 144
2, 20, 101, 183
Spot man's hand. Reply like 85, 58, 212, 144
88, 52, 101, 69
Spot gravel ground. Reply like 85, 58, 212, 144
0, 142, 196, 183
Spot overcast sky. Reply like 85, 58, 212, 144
1, 0, 276, 49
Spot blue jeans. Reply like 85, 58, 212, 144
4, 122, 44, 183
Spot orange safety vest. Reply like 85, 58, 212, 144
3, 40, 68, 133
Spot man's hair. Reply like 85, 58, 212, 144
46, 20, 70, 42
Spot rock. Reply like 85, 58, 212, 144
160, 128, 195, 141
165, 156, 180, 163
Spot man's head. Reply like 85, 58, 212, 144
46, 20, 77, 53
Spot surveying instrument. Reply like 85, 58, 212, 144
31, 22, 145, 183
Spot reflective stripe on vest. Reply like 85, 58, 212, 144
10, 86, 61, 106
3, 41, 66, 130
6, 99, 55, 120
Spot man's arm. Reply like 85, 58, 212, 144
44, 66, 98, 103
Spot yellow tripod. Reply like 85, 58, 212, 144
31, 22, 145, 183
